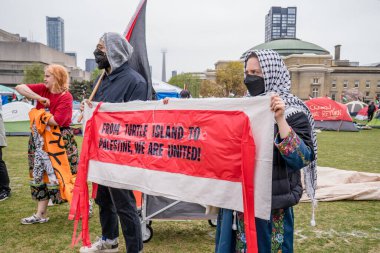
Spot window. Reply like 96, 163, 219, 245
332, 79, 336, 88
366, 92, 370, 97
331, 94, 336, 100
312, 87, 319, 98
287, 31, 295, 37
288, 8, 296, 14
366, 80, 370, 88
313, 78, 319, 84
273, 14, 281, 24
287, 15, 296, 24
377, 80, 380, 88
343, 80, 348, 88
354, 80, 359, 88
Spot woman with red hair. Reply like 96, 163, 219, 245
16, 64, 78, 224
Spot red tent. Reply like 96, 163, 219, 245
355, 105, 379, 121
305, 97, 357, 131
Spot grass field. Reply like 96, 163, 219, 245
0, 129, 379, 252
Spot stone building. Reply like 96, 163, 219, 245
240, 38, 380, 103
0, 29, 90, 87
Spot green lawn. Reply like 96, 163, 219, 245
0, 129, 379, 252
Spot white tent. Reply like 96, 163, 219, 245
3, 102, 34, 122
345, 100, 367, 116
3, 102, 34, 136
152, 79, 182, 100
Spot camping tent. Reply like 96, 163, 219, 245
355, 106, 369, 121
3, 102, 34, 136
0, 85, 23, 101
3, 101, 83, 135
367, 110, 380, 128
305, 97, 358, 131
345, 100, 367, 116
152, 79, 182, 100
354, 106, 378, 121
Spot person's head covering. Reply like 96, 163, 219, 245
180, 89, 191, 98
100, 32, 134, 73
243, 49, 318, 225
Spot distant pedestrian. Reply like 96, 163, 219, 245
367, 102, 376, 121
12, 93, 17, 101
0, 96, 11, 202
180, 89, 191, 98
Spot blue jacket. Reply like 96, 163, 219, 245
93, 61, 148, 103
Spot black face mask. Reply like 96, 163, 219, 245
244, 74, 265, 96
94, 48, 110, 69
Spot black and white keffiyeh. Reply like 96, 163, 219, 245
243, 49, 318, 225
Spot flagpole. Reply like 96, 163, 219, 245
77, 70, 105, 122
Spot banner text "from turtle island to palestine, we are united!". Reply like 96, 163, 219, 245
98, 122, 202, 162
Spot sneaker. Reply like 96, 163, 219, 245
0, 191, 10, 201
21, 214, 49, 225
79, 236, 118, 253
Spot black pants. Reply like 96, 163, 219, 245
368, 112, 374, 121
95, 184, 142, 253
0, 148, 10, 193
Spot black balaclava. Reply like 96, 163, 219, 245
94, 49, 110, 69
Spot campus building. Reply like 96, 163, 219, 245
265, 7, 297, 42
241, 39, 380, 103
85, 58, 97, 72
0, 29, 90, 86
46, 16, 65, 52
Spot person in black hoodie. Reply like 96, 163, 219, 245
215, 49, 317, 253
367, 102, 376, 121
80, 32, 148, 253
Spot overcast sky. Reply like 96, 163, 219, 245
1, 0, 379, 80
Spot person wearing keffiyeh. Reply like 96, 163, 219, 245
215, 50, 317, 253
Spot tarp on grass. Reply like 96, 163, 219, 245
301, 167, 380, 201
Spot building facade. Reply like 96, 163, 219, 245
0, 29, 24, 42
287, 54, 380, 103
0, 31, 90, 86
265, 7, 297, 42
241, 39, 380, 103
46, 16, 65, 52
85, 59, 97, 72
65, 52, 77, 66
